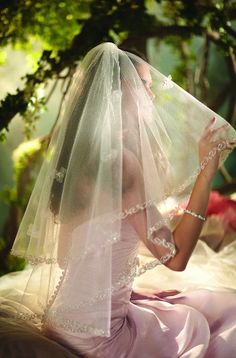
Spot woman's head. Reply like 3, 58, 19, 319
118, 46, 155, 100
50, 44, 155, 217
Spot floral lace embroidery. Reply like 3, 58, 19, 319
148, 223, 176, 252
116, 200, 154, 221
52, 255, 140, 312
150, 236, 176, 254
15, 309, 107, 336
12, 217, 175, 265
47, 315, 107, 336
148, 220, 169, 236
113, 256, 139, 289
119, 140, 233, 219
16, 312, 43, 321
54, 167, 66, 183
171, 139, 229, 197
10, 251, 60, 265
46, 267, 67, 309
26, 256, 57, 265
161, 75, 174, 90
136, 259, 160, 275
137, 234, 176, 276
13, 237, 175, 332
101, 149, 119, 163
48, 238, 176, 313
136, 254, 173, 276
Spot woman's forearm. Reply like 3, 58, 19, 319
166, 173, 212, 271
124, 170, 213, 272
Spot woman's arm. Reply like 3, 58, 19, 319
167, 118, 234, 271
124, 172, 211, 272
123, 118, 235, 272
165, 173, 211, 271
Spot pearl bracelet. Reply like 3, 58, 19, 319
183, 209, 206, 222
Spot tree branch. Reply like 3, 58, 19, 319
0, 0, 235, 133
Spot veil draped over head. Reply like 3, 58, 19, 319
10, 43, 236, 337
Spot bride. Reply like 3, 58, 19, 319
4, 42, 236, 357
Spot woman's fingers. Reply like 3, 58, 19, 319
205, 116, 216, 131
201, 121, 231, 143
157, 290, 181, 298
208, 139, 236, 153
202, 116, 232, 139
226, 140, 236, 150
201, 117, 216, 139
208, 123, 230, 140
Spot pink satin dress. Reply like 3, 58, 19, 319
44, 221, 236, 357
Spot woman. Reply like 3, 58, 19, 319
11, 43, 236, 357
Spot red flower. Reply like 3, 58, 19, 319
207, 191, 236, 231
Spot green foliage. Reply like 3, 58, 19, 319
1, 138, 43, 207
0, 0, 91, 50
23, 86, 47, 139
0, 138, 46, 275
0, 0, 236, 137
0, 49, 7, 65
0, 236, 25, 276
0, 0, 235, 137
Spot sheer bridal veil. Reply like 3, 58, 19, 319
9, 42, 236, 337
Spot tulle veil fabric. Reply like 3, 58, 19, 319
10, 42, 236, 337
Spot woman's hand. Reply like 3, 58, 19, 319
198, 117, 235, 184
131, 289, 181, 300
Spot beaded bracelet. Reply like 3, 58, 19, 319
183, 209, 206, 222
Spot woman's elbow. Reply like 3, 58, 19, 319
165, 256, 189, 272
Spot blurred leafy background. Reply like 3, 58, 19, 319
0, 0, 235, 275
